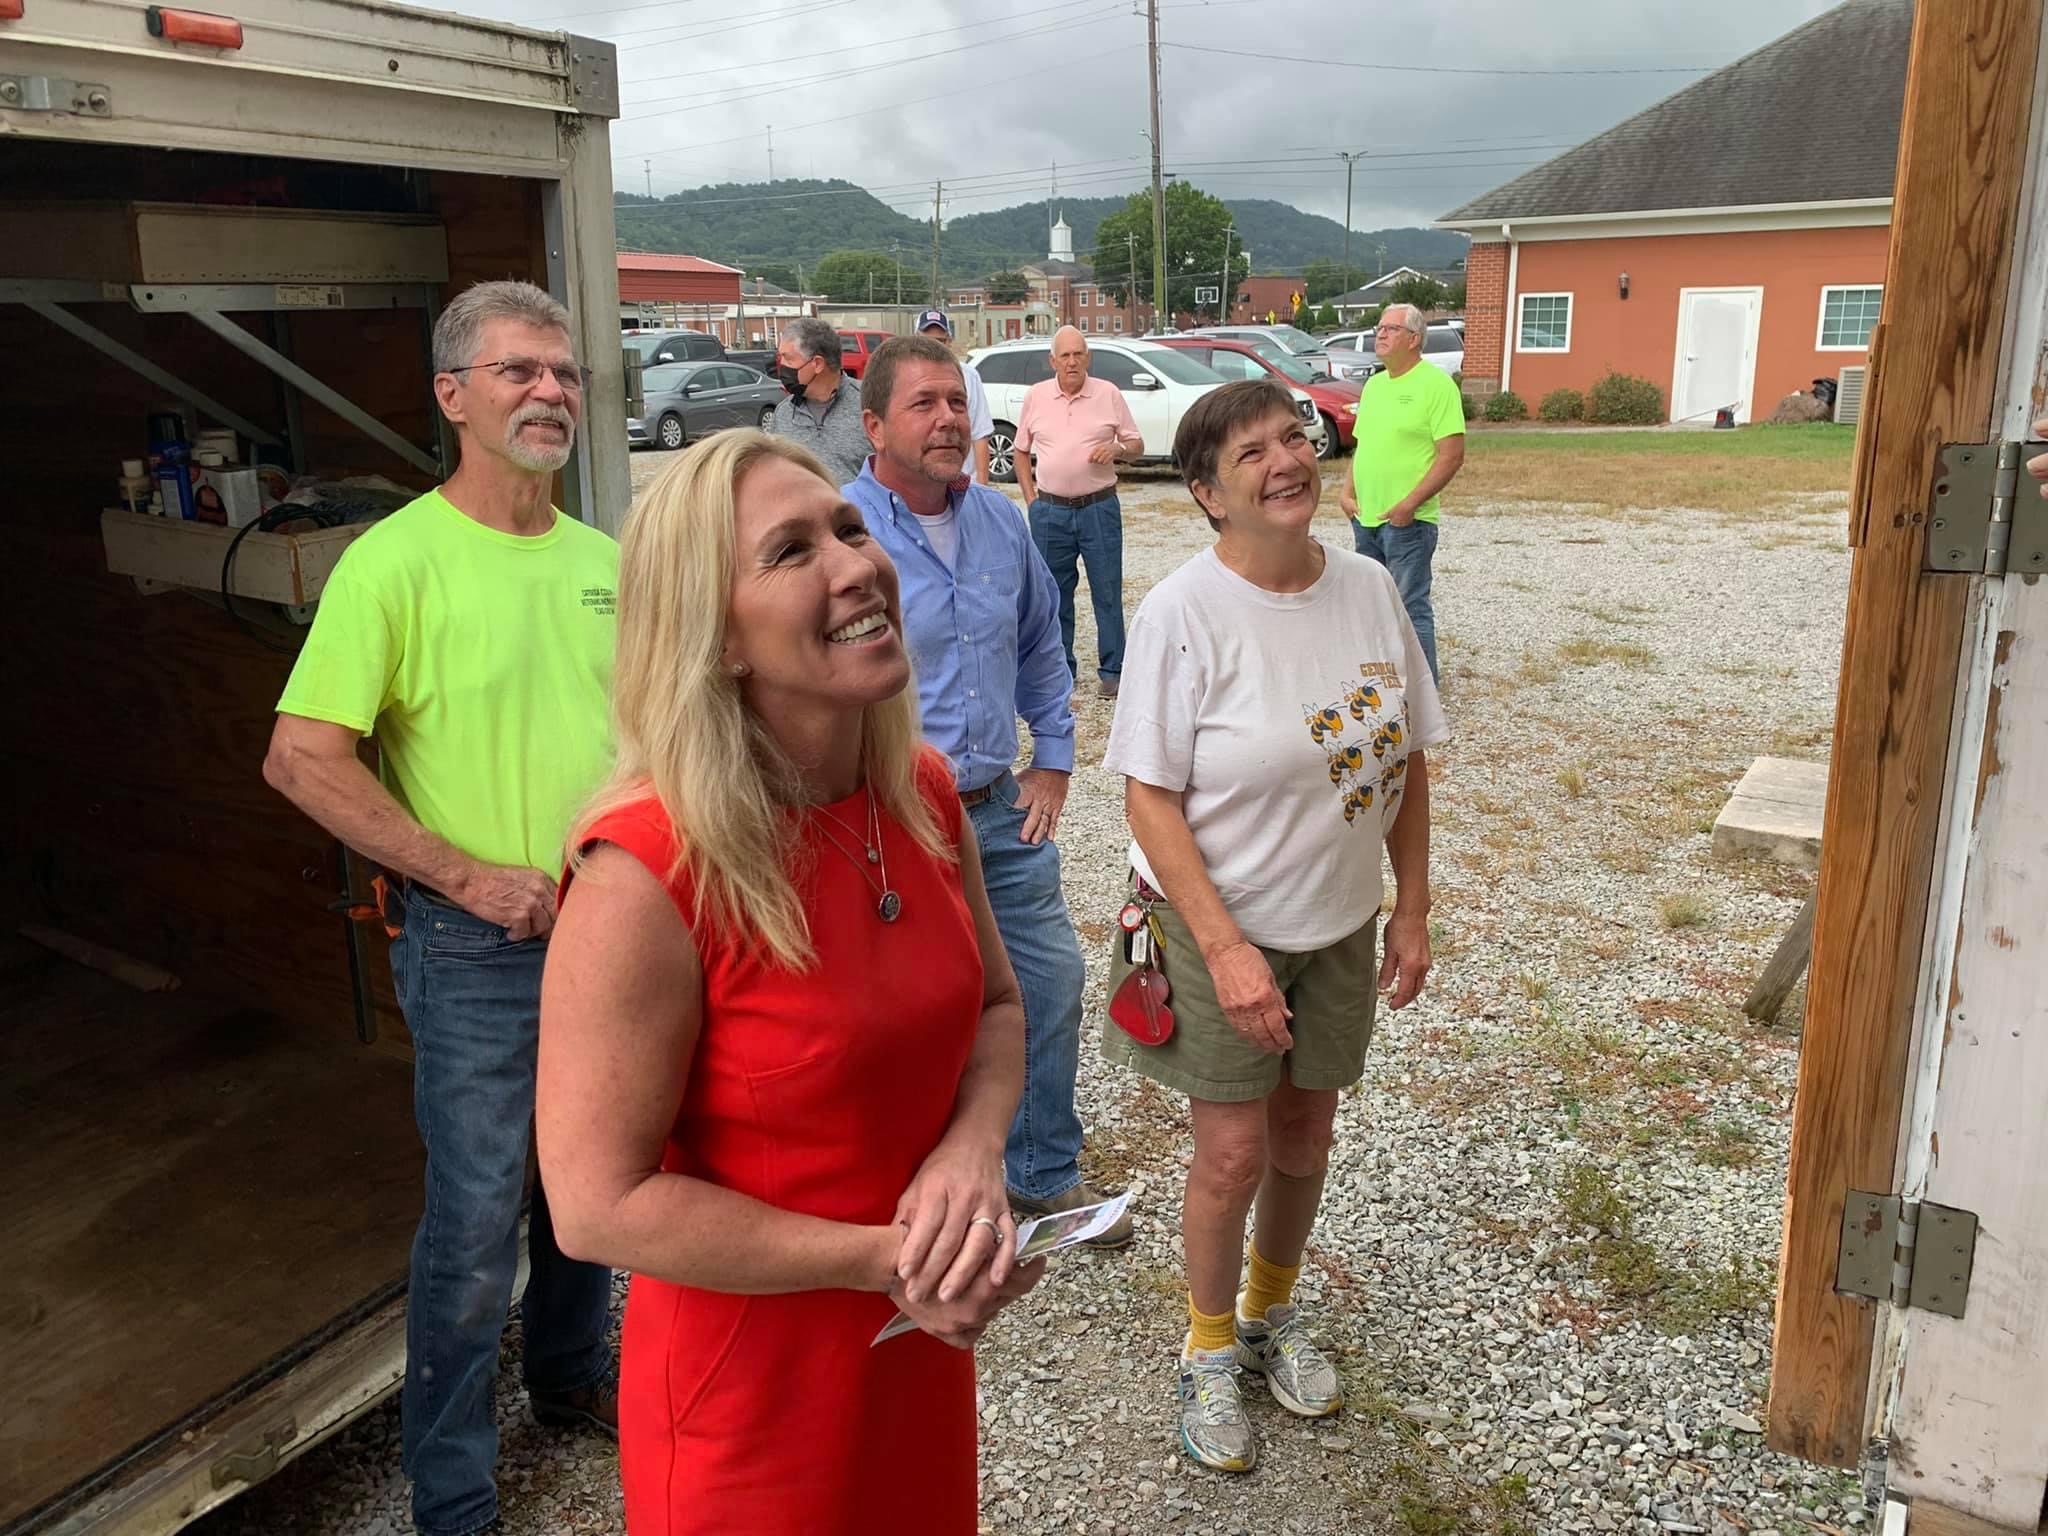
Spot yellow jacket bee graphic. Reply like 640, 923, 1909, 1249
1304, 667, 1408, 829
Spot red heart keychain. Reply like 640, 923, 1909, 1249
1110, 961, 1174, 1046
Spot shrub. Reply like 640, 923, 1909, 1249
1459, 391, 1477, 422
1538, 387, 1585, 422
1482, 390, 1528, 422
1587, 370, 1665, 424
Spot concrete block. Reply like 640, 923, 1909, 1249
1712, 756, 1829, 869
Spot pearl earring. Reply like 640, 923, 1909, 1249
730, 661, 749, 678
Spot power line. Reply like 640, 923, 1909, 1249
1161, 41, 1719, 75
617, 0, 1108, 94
623, 7, 1129, 118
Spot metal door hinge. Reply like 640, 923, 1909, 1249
0, 74, 113, 115
209, 1417, 296, 1489
1927, 440, 2048, 575
1836, 1191, 1977, 1318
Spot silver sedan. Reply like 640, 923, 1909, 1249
627, 361, 785, 450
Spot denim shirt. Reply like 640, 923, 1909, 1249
844, 463, 1076, 792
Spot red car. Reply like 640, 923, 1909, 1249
1156, 336, 1361, 459
836, 329, 891, 379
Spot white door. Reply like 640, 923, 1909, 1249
1672, 288, 1763, 424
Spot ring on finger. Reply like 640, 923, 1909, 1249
968, 1214, 1004, 1242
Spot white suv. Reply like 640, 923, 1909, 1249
968, 338, 1323, 482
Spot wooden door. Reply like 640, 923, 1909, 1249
1767, 0, 2048, 1527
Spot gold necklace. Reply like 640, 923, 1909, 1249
809, 787, 902, 922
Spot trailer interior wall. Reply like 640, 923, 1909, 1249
0, 139, 547, 1533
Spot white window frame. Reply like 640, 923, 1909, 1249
1816, 283, 1883, 350
1516, 291, 1573, 353
1095, 316, 1107, 333
1112, 313, 1124, 332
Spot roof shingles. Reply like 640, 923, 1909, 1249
1440, 0, 1911, 224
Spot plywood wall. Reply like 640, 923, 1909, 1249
2, 149, 546, 1047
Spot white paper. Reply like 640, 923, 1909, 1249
871, 1191, 1133, 1346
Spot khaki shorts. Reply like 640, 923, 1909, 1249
1099, 886, 1379, 1102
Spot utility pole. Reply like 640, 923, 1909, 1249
1336, 150, 1364, 292
1146, 0, 1167, 329
1126, 229, 1139, 331
643, 159, 652, 199
1220, 219, 1234, 320
931, 181, 944, 311
767, 124, 775, 182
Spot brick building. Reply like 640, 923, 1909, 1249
1438, 0, 1904, 420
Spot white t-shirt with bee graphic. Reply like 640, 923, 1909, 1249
1104, 542, 1450, 952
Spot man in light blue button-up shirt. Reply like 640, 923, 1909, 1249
844, 334, 1132, 1247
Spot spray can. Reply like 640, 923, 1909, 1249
147, 412, 196, 520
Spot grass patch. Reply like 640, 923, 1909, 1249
1597, 843, 1654, 875
1696, 1119, 1761, 1169
1517, 971, 1553, 1003
1556, 764, 1587, 799
1555, 1164, 1775, 1329
1558, 635, 1657, 669
1568, 601, 1654, 625
1459, 425, 1853, 515
1659, 893, 1713, 929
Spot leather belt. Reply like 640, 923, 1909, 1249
958, 783, 996, 807
1034, 488, 1115, 509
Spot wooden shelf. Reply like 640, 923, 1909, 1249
99, 509, 371, 607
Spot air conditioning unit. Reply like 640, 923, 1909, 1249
1836, 365, 1869, 427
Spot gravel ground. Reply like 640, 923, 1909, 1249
198, 451, 1863, 1536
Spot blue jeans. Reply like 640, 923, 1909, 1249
1028, 493, 1126, 683
1351, 517, 1441, 684
389, 886, 614, 1536
967, 772, 1087, 1200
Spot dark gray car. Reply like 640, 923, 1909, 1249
627, 361, 784, 450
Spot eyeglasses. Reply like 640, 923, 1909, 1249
1374, 325, 1411, 336
446, 356, 591, 392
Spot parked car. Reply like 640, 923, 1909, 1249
836, 328, 891, 378
1318, 323, 1463, 381
622, 329, 727, 366
628, 360, 784, 450
965, 338, 1322, 482
1157, 336, 1362, 459
1185, 323, 1331, 377
727, 346, 775, 373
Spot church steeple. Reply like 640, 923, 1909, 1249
1048, 209, 1074, 263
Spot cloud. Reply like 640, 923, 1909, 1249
460, 0, 1846, 229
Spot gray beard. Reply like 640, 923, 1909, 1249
504, 410, 575, 472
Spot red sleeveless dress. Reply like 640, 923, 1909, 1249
575, 751, 984, 1535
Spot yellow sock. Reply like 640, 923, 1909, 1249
1240, 1242, 1301, 1321
1186, 1296, 1237, 1356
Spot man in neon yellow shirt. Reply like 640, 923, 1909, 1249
264, 281, 619, 1536
1340, 302, 1465, 683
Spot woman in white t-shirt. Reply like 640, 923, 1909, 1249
1101, 378, 1447, 1474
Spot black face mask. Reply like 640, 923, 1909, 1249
776, 362, 806, 395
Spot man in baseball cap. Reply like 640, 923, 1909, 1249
919, 308, 995, 483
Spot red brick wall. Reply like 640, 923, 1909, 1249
1462, 242, 1508, 395
1501, 224, 1889, 418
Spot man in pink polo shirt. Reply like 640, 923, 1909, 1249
1015, 325, 1144, 699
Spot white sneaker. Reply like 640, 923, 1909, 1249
1234, 1300, 1344, 1417
1176, 1345, 1257, 1472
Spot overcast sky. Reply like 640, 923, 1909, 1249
455, 0, 1843, 234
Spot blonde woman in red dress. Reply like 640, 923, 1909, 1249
536, 430, 1043, 1535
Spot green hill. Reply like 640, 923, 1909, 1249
612, 181, 1469, 283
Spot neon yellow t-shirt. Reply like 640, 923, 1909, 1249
277, 489, 619, 878
1350, 359, 1466, 527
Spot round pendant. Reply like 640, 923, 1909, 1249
878, 890, 902, 923
865, 847, 880, 864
